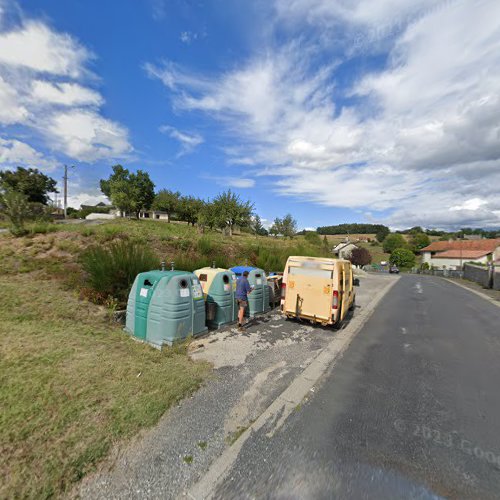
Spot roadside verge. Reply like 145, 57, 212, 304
187, 275, 400, 499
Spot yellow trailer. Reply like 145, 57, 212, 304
280, 256, 356, 326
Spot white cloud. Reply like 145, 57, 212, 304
0, 21, 90, 77
147, 0, 500, 229
180, 31, 198, 44
0, 136, 58, 171
159, 125, 203, 156
216, 177, 255, 188
30, 81, 103, 106
46, 109, 132, 162
66, 191, 108, 209
0, 75, 28, 124
0, 10, 131, 165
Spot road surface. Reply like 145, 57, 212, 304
213, 275, 500, 499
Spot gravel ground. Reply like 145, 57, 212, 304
78, 273, 395, 499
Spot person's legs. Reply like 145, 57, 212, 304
237, 300, 247, 327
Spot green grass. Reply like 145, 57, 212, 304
0, 274, 210, 498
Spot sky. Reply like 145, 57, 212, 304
0, 0, 499, 231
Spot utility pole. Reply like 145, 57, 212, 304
63, 165, 75, 219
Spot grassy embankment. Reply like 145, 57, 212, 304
0, 219, 330, 498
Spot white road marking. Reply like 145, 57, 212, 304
414, 282, 423, 294
401, 327, 407, 335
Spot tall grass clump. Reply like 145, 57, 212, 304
80, 240, 159, 304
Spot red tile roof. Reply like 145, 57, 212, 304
432, 250, 491, 259
420, 239, 500, 253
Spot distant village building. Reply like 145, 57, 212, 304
138, 210, 170, 221
420, 239, 500, 270
333, 241, 359, 259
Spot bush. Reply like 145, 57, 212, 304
304, 231, 321, 245
80, 241, 159, 304
389, 247, 416, 269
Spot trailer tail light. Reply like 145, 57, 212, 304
332, 290, 339, 309
281, 282, 286, 299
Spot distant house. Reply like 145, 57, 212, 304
333, 241, 358, 259
138, 210, 170, 221
420, 239, 500, 269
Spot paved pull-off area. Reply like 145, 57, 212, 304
80, 274, 500, 499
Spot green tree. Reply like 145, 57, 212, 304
253, 215, 268, 236
376, 226, 390, 242
211, 190, 254, 236
152, 189, 180, 222
197, 200, 218, 231
349, 247, 372, 267
390, 248, 416, 268
132, 170, 155, 218
323, 235, 330, 252
100, 165, 155, 218
0, 190, 30, 236
0, 167, 58, 204
178, 195, 204, 226
273, 214, 297, 239
383, 233, 407, 253
409, 232, 431, 252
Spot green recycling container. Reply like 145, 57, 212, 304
125, 270, 207, 347
230, 266, 270, 317
194, 267, 237, 328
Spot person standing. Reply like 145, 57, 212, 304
236, 271, 252, 329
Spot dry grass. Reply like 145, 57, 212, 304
0, 273, 210, 498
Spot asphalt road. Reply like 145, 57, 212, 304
214, 275, 500, 499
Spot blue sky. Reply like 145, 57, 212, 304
1, 0, 499, 230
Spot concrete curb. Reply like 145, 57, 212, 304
443, 278, 500, 308
186, 276, 400, 499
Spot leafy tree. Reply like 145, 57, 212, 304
269, 223, 279, 237
100, 164, 128, 199
349, 247, 372, 267
132, 170, 155, 218
152, 189, 180, 222
211, 190, 254, 236
0, 167, 58, 204
253, 215, 268, 236
197, 200, 218, 231
273, 214, 297, 239
178, 195, 204, 226
376, 226, 390, 242
409, 232, 431, 252
408, 226, 424, 234
383, 233, 407, 253
390, 248, 416, 268
100, 165, 155, 218
0, 190, 30, 236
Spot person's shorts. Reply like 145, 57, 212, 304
237, 299, 248, 308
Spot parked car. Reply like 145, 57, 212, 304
389, 265, 400, 274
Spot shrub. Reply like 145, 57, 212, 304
197, 236, 216, 256
29, 222, 58, 235
80, 241, 159, 304
304, 231, 321, 245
